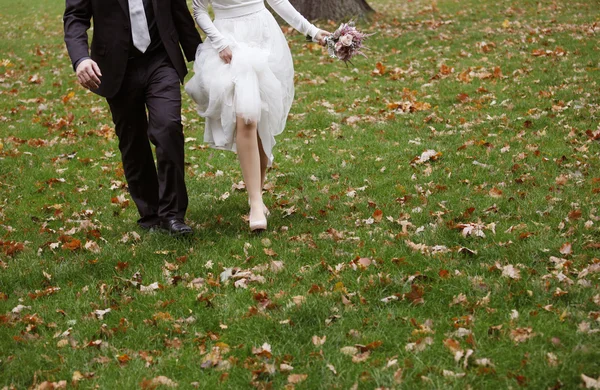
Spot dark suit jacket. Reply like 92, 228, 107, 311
64, 0, 201, 98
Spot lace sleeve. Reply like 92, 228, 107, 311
192, 0, 231, 52
266, 0, 320, 39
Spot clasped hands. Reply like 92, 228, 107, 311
218, 29, 331, 64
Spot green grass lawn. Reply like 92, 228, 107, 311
1, 0, 600, 388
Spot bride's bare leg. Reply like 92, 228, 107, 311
257, 135, 270, 216
257, 135, 268, 189
236, 117, 266, 230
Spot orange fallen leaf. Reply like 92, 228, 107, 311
372, 209, 383, 222
488, 187, 503, 198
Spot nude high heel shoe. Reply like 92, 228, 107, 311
249, 208, 267, 232
248, 202, 270, 220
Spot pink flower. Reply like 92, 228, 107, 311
340, 34, 354, 47
325, 21, 373, 64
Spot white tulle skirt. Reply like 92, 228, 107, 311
185, 9, 295, 166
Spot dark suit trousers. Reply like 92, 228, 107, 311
107, 50, 187, 226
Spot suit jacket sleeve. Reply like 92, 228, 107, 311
63, 0, 93, 71
172, 0, 202, 61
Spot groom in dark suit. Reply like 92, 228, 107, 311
64, 0, 201, 235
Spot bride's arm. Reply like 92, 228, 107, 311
192, 0, 230, 52
266, 0, 320, 39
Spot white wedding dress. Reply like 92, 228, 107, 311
185, 0, 320, 165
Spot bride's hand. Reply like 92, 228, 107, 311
314, 30, 331, 46
219, 47, 232, 64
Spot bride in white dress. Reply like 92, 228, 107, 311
185, 0, 330, 231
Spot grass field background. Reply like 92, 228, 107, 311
1, 0, 599, 388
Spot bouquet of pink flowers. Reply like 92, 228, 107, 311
325, 21, 372, 64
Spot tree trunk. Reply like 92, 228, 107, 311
289, 0, 375, 21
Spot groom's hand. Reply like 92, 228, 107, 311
76, 59, 102, 90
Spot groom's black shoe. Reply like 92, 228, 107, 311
138, 220, 162, 232
161, 219, 193, 236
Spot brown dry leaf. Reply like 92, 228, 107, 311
405, 337, 433, 353
288, 374, 308, 384
263, 248, 277, 257
140, 376, 178, 389
280, 363, 294, 372
84, 240, 101, 253
555, 174, 568, 185
554, 287, 568, 298
11, 304, 31, 314
559, 242, 572, 256
372, 209, 383, 222
93, 308, 111, 320
509, 327, 536, 343
474, 358, 495, 368
292, 295, 306, 307
499, 263, 521, 280
357, 257, 372, 269
373, 62, 387, 76
340, 346, 359, 356
405, 284, 425, 305
519, 232, 534, 240
569, 209, 582, 220
546, 352, 559, 367
450, 293, 468, 307
111, 194, 130, 208
443, 338, 462, 354
440, 63, 453, 75
457, 93, 470, 103
29, 286, 61, 299
269, 260, 284, 273
62, 238, 81, 251
34, 381, 67, 390
56, 339, 69, 348
362, 340, 383, 351
456, 222, 486, 238
312, 335, 326, 346
326, 363, 337, 375
288, 374, 308, 385
1, 240, 24, 257
71, 371, 86, 384
394, 368, 403, 384
200, 346, 223, 369
344, 115, 362, 126
488, 187, 503, 198
352, 351, 371, 363
29, 74, 44, 84
442, 370, 466, 378
140, 282, 160, 294
412, 149, 442, 165
582, 374, 600, 389
252, 343, 272, 359
117, 354, 131, 366
139, 351, 155, 367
